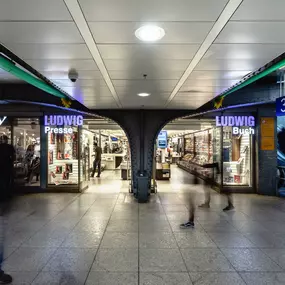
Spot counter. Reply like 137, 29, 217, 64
101, 153, 125, 170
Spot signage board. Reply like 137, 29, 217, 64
276, 96, 285, 117
158, 131, 167, 149
215, 116, 255, 135
261, 117, 275, 151
44, 115, 83, 134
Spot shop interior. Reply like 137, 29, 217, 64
154, 117, 254, 192
46, 118, 131, 192
0, 118, 41, 187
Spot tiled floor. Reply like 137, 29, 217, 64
3, 166, 285, 284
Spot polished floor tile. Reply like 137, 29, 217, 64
240, 272, 285, 285
221, 248, 282, 272
181, 248, 235, 272
140, 272, 192, 285
43, 248, 97, 272
140, 249, 187, 272
91, 248, 138, 272
2, 166, 285, 284
31, 271, 88, 285
189, 272, 246, 285
86, 272, 138, 285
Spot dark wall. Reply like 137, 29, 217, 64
256, 106, 277, 196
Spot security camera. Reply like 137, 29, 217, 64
68, 69, 78, 83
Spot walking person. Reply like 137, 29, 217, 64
198, 162, 234, 211
180, 169, 199, 229
91, 142, 102, 178
0, 135, 15, 284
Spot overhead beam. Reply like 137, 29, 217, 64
64, 0, 122, 108
165, 0, 243, 107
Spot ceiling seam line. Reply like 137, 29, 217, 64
63, 0, 122, 108
165, 0, 244, 107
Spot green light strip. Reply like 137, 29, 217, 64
220, 58, 285, 99
0, 54, 66, 99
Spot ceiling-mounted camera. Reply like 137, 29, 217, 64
68, 69, 78, 83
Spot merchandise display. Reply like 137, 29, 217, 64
222, 126, 252, 186
177, 129, 213, 180
48, 127, 79, 185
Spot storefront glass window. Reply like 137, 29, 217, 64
81, 129, 92, 182
13, 118, 41, 186
213, 127, 221, 185
222, 126, 252, 186
47, 127, 79, 185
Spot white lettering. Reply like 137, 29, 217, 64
233, 127, 239, 135
215, 116, 221, 127
44, 127, 74, 134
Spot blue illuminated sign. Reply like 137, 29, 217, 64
158, 131, 167, 149
276, 96, 285, 117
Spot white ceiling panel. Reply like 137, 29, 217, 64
25, 59, 98, 72
216, 22, 285, 44
0, 22, 84, 44
3, 44, 92, 60
104, 59, 189, 71
112, 80, 178, 90
232, 0, 285, 21
183, 79, 240, 87
53, 79, 107, 88
108, 70, 184, 80
89, 22, 214, 44
179, 86, 228, 95
187, 70, 252, 80
61, 86, 113, 98
80, 0, 227, 21
205, 44, 285, 60
195, 58, 270, 71
0, 0, 72, 21
42, 70, 103, 80
1, 0, 284, 110
97, 44, 200, 60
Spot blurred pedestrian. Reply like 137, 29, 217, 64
0, 135, 14, 284
180, 169, 199, 228
198, 162, 234, 211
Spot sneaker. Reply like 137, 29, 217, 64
0, 271, 12, 284
180, 221, 195, 228
199, 203, 210, 208
223, 205, 235, 211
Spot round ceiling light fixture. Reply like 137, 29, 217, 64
138, 92, 150, 97
135, 25, 165, 42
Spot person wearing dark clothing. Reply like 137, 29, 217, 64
0, 135, 14, 284
91, 143, 102, 178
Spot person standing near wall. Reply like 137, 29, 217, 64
91, 142, 102, 178
0, 135, 15, 284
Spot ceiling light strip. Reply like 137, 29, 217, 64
63, 0, 122, 108
165, 0, 243, 106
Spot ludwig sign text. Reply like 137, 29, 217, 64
216, 116, 255, 135
44, 115, 83, 134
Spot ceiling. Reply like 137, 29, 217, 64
0, 0, 285, 109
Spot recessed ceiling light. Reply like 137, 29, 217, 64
138, 92, 150, 97
135, 25, 165, 42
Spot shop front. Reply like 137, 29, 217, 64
177, 114, 256, 193
0, 109, 95, 193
